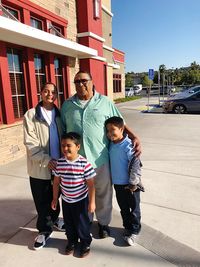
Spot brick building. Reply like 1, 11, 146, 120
0, 0, 125, 165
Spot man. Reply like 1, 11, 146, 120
61, 71, 141, 238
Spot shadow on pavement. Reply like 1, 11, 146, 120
0, 199, 36, 244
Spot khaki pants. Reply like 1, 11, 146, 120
94, 163, 113, 225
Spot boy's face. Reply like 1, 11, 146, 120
106, 123, 124, 143
61, 138, 80, 161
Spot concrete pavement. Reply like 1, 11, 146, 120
1, 97, 200, 266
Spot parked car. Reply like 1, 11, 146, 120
125, 87, 135, 97
125, 85, 142, 97
133, 84, 142, 95
163, 90, 200, 114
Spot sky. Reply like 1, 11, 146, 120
111, 0, 200, 73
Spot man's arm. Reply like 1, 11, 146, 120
124, 124, 141, 157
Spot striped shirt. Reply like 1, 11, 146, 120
54, 155, 96, 203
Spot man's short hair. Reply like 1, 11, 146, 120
105, 116, 124, 128
61, 132, 81, 145
75, 70, 92, 80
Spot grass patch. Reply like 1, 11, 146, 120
114, 96, 141, 104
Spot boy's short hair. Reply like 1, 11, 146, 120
61, 132, 81, 145
105, 116, 124, 128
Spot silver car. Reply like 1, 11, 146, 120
163, 90, 200, 114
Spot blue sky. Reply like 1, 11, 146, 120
111, 0, 200, 73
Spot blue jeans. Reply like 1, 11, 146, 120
62, 197, 92, 247
114, 184, 141, 234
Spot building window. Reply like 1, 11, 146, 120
113, 74, 122, 93
31, 17, 43, 30
7, 48, 27, 119
2, 5, 20, 20
50, 24, 63, 37
54, 57, 64, 107
34, 54, 46, 101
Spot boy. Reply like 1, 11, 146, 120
51, 132, 96, 258
105, 116, 144, 246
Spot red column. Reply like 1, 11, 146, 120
22, 8, 30, 25
62, 57, 70, 98
0, 42, 15, 124
25, 48, 38, 108
47, 53, 56, 84
76, 0, 105, 94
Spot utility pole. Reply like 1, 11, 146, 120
158, 70, 161, 106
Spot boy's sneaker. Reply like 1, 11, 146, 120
124, 234, 138, 246
33, 232, 51, 250
54, 218, 65, 232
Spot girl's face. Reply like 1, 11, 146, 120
41, 84, 57, 107
61, 138, 80, 161
106, 123, 124, 143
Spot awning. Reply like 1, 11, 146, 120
0, 16, 97, 58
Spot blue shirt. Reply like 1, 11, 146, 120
109, 135, 135, 185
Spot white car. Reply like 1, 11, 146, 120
125, 87, 135, 97
133, 85, 142, 95
125, 86, 142, 97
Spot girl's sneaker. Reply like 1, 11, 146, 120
33, 232, 52, 250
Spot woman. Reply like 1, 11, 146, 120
23, 82, 64, 250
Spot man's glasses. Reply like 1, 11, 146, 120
74, 79, 90, 85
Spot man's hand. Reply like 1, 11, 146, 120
124, 125, 142, 157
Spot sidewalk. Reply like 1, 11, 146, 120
0, 156, 200, 267
1, 99, 200, 266
0, 157, 173, 267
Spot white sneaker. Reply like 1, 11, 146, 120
54, 218, 65, 232
124, 234, 138, 246
33, 233, 51, 250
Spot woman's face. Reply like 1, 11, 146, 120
41, 84, 57, 106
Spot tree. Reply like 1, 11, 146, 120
141, 75, 153, 87
125, 72, 133, 87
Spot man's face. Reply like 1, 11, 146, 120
74, 73, 93, 100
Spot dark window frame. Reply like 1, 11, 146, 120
7, 47, 27, 119
30, 15, 44, 30
113, 74, 122, 93
2, 4, 21, 21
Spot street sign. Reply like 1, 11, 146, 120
148, 69, 154, 80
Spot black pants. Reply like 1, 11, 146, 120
30, 177, 60, 234
114, 184, 141, 235
62, 197, 92, 247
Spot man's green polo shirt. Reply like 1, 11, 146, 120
61, 91, 122, 168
